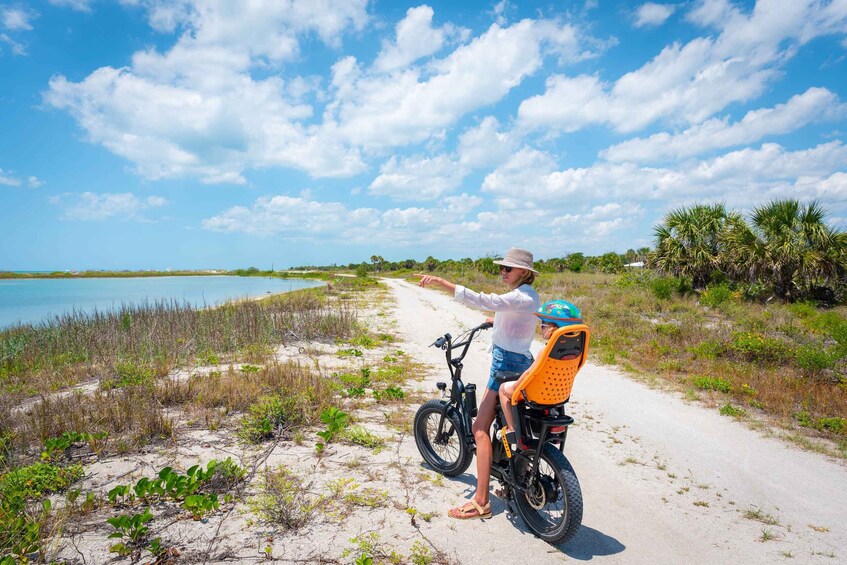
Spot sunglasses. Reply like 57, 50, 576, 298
541, 322, 557, 328
499, 266, 513, 273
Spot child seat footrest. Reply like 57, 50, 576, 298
538, 415, 574, 427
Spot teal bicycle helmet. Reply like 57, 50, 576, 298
535, 299, 582, 327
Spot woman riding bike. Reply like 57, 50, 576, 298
415, 247, 540, 520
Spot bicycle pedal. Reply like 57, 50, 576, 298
496, 429, 517, 450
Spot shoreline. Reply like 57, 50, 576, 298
0, 275, 325, 331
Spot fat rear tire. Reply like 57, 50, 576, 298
512, 443, 583, 544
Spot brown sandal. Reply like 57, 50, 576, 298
447, 500, 491, 520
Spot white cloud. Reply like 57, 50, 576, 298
483, 141, 847, 207
517, 1, 847, 135
492, 1, 511, 26
634, 3, 676, 28
0, 32, 25, 55
1, 6, 35, 30
373, 5, 451, 73
330, 18, 588, 148
369, 154, 466, 200
686, 0, 739, 28
603, 87, 847, 162
50, 192, 169, 220
480, 147, 559, 194
44, 1, 371, 183
44, 3, 598, 185
47, 0, 93, 12
0, 169, 20, 186
366, 116, 517, 201
457, 116, 517, 169
201, 192, 487, 249
551, 202, 645, 238
0, 168, 42, 187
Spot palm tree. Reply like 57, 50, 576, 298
723, 199, 846, 301
652, 203, 734, 289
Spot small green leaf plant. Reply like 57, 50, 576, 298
107, 508, 157, 559
316, 407, 349, 453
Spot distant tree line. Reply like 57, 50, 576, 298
282, 198, 846, 305
292, 249, 652, 277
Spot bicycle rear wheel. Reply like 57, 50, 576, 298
512, 443, 583, 544
414, 400, 473, 477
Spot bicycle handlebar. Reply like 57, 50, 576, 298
430, 321, 492, 376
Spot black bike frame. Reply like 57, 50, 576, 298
431, 322, 492, 452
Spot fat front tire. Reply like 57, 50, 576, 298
414, 400, 473, 477
512, 443, 583, 545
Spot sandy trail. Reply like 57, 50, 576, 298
383, 277, 847, 564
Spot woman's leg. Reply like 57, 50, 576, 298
470, 388, 498, 506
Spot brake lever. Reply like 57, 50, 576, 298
430, 333, 451, 348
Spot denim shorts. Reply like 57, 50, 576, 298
487, 345, 532, 391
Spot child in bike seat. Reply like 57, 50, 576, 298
498, 299, 582, 442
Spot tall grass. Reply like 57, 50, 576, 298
0, 288, 356, 397
0, 283, 366, 468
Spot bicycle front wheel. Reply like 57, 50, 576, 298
513, 443, 583, 544
413, 400, 473, 477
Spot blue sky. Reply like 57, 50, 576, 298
1, 0, 846, 270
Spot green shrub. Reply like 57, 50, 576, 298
719, 404, 746, 418
692, 376, 732, 393
210, 457, 246, 490
818, 417, 846, 434
248, 465, 318, 530
107, 508, 156, 557
728, 332, 790, 363
316, 407, 349, 449
796, 345, 838, 375
796, 411, 846, 435
239, 394, 300, 443
788, 302, 817, 319
101, 360, 158, 389
372, 386, 405, 401
348, 335, 378, 348
738, 283, 767, 301
689, 340, 723, 359
700, 284, 734, 308
342, 426, 385, 449
0, 462, 84, 500
0, 499, 53, 560
654, 323, 681, 338
650, 276, 679, 300
823, 317, 847, 347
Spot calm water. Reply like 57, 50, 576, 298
0, 276, 324, 330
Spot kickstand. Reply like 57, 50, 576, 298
502, 486, 514, 514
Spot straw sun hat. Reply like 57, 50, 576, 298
492, 248, 539, 274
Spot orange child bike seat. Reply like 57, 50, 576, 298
510, 324, 590, 406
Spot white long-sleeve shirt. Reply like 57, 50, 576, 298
453, 283, 540, 357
